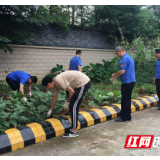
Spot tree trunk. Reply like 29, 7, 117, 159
80, 5, 83, 27
72, 5, 75, 25
67, 5, 70, 24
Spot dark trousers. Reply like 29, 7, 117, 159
70, 81, 91, 129
120, 82, 135, 120
6, 76, 19, 91
66, 91, 71, 112
156, 79, 160, 106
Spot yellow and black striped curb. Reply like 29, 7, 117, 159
0, 95, 158, 155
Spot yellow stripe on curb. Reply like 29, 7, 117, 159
90, 108, 107, 122
137, 97, 151, 108
79, 111, 94, 126
141, 98, 151, 108
144, 96, 158, 105
131, 99, 144, 110
112, 103, 136, 113
62, 116, 81, 130
46, 118, 65, 136
111, 104, 121, 110
101, 106, 117, 119
27, 123, 46, 143
5, 128, 24, 151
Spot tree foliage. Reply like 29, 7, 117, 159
0, 5, 69, 53
1, 5, 160, 52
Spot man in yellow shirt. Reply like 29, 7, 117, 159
42, 71, 91, 138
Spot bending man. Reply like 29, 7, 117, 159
6, 71, 38, 97
42, 71, 91, 138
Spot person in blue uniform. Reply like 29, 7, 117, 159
6, 71, 37, 96
69, 50, 82, 71
154, 49, 160, 110
111, 47, 136, 122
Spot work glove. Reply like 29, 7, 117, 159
47, 109, 53, 117
28, 92, 32, 97
22, 97, 27, 103
63, 101, 70, 110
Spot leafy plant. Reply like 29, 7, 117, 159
45, 64, 64, 78
0, 87, 66, 133
0, 80, 12, 99
82, 59, 119, 83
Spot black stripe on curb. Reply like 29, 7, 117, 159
16, 126, 35, 147
0, 133, 11, 154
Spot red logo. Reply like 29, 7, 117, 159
124, 135, 154, 148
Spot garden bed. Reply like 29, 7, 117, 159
0, 80, 156, 133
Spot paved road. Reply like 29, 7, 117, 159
3, 106, 160, 156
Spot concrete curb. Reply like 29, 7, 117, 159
0, 95, 158, 155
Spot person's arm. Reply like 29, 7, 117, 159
112, 59, 127, 78
50, 90, 59, 111
154, 76, 156, 84
112, 70, 125, 78
77, 58, 82, 72
78, 65, 81, 72
66, 86, 75, 102
19, 83, 24, 94
68, 65, 70, 70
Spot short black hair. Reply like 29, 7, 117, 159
30, 76, 38, 83
155, 49, 160, 54
42, 77, 53, 86
76, 50, 82, 55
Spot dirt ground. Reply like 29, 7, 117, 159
3, 106, 160, 156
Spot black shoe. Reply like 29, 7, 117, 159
127, 117, 131, 121
115, 117, 127, 122
158, 107, 160, 110
62, 129, 79, 138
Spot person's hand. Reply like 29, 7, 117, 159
22, 97, 27, 103
47, 109, 53, 117
153, 78, 156, 84
111, 73, 116, 78
63, 101, 70, 110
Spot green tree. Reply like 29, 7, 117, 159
0, 5, 69, 53
93, 5, 160, 42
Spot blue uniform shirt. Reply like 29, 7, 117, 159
7, 71, 31, 85
119, 53, 136, 84
156, 59, 160, 79
70, 56, 82, 70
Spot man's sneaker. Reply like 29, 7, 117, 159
64, 112, 71, 117
62, 130, 79, 138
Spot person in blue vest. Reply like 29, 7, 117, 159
154, 49, 160, 110
111, 47, 136, 122
69, 50, 82, 71
6, 71, 38, 101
